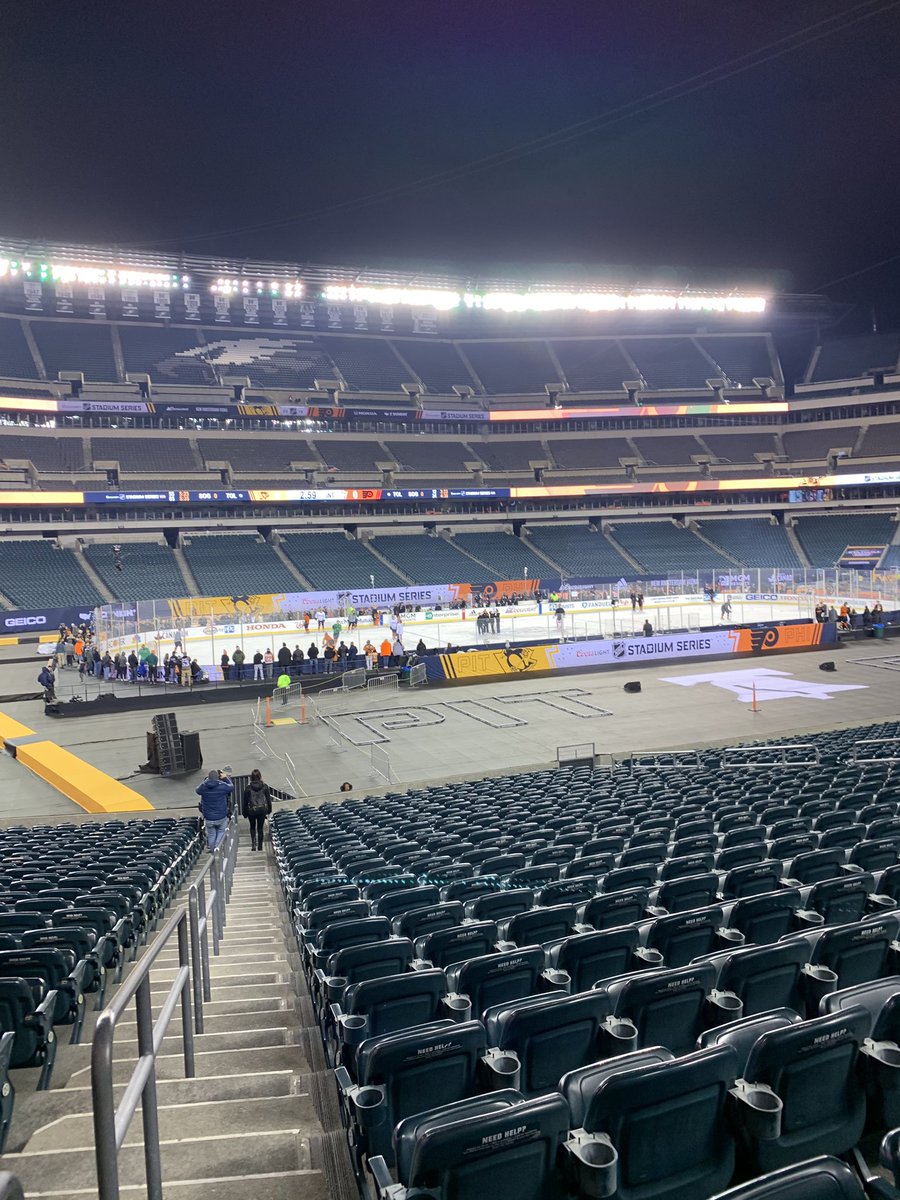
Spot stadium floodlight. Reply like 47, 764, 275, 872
622, 380, 645, 404
544, 383, 566, 409
705, 378, 729, 403
313, 379, 343, 402
323, 284, 461, 310
752, 376, 776, 397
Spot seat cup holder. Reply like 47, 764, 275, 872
541, 968, 571, 993
802, 963, 838, 1003
868, 893, 896, 911
601, 1016, 639, 1055
340, 1014, 368, 1046
634, 947, 664, 968
864, 1039, 900, 1091
794, 909, 825, 929
352, 1085, 386, 1129
325, 974, 349, 1000
731, 1081, 783, 1141
568, 1131, 619, 1199
717, 927, 744, 946
443, 994, 472, 1022
483, 1049, 522, 1091
707, 989, 743, 1026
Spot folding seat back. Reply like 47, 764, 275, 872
538, 877, 597, 908
482, 991, 614, 1097
582, 888, 649, 931
604, 864, 658, 892
716, 843, 768, 873
819, 824, 867, 852
373, 886, 441, 923
727, 890, 801, 946
705, 1155, 867, 1200
446, 947, 547, 1019
441, 876, 502, 905
0, 913, 50, 936
384, 1091, 569, 1200
323, 938, 415, 1000
561, 855, 610, 880
604, 962, 727, 1055
466, 889, 533, 924
869, 817, 900, 842
362, 875, 418, 903
500, 904, 577, 949
314, 917, 391, 960
736, 1009, 869, 1172
566, 1045, 739, 1200
583, 836, 626, 857
771, 835, 818, 861
393, 902, 463, 941
417, 922, 498, 969
709, 941, 809, 1018
620, 842, 667, 868
807, 914, 900, 989
851, 838, 899, 874
297, 880, 356, 908
298, 901, 370, 936
721, 827, 766, 850
768, 818, 812, 842
697, 1009, 803, 1077
549, 927, 642, 993
721, 860, 784, 901
647, 906, 727, 968
340, 1019, 488, 1166
655, 873, 719, 915
479, 854, 526, 879
334, 968, 450, 1059
508, 864, 560, 888
671, 834, 718, 858
787, 847, 845, 886
531, 845, 577, 868
659, 853, 715, 882
0, 948, 79, 1026
0, 976, 56, 1083
804, 873, 881, 926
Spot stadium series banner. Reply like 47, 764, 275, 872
435, 621, 833, 682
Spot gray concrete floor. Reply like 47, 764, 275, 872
1, 642, 898, 825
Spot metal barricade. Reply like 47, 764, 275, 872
367, 673, 399, 692
408, 663, 427, 688
342, 666, 367, 692
272, 680, 303, 709
556, 742, 596, 768
628, 749, 702, 772
369, 743, 394, 784
91, 908, 195, 1200
847, 737, 900, 765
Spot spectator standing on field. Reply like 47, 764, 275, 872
277, 643, 292, 673
292, 645, 304, 674
364, 639, 377, 669
147, 648, 158, 683
242, 768, 272, 851
220, 650, 230, 680
252, 650, 264, 680
379, 636, 392, 669
307, 642, 320, 672
276, 670, 291, 698
38, 663, 56, 702
263, 648, 275, 679
323, 643, 335, 673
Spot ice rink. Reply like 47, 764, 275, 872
147, 594, 816, 672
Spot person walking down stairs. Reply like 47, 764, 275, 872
242, 769, 273, 851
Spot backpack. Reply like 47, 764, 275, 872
245, 786, 268, 816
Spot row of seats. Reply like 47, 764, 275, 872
272, 724, 900, 1199
0, 315, 777, 392
0, 817, 199, 1151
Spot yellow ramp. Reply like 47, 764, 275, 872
16, 741, 154, 813
0, 712, 35, 748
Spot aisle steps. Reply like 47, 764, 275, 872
0, 835, 344, 1200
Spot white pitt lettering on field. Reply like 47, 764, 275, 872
659, 667, 867, 704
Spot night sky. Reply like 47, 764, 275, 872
3, 1, 900, 328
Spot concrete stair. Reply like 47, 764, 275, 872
0, 835, 352, 1200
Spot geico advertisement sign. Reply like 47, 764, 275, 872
549, 630, 737, 669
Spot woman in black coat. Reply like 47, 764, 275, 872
241, 768, 272, 850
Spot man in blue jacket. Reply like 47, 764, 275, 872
196, 769, 233, 852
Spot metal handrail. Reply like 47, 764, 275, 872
188, 818, 239, 1033
91, 907, 195, 1200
